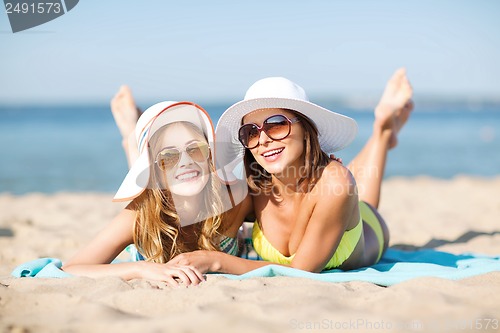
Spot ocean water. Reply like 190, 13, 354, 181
0, 103, 499, 194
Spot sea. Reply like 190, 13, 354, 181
1, 102, 499, 195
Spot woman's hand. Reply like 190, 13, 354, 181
168, 250, 221, 274
136, 261, 205, 287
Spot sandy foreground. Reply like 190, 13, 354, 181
1, 176, 499, 333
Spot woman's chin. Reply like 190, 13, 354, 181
260, 161, 286, 176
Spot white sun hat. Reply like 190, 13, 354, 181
215, 77, 358, 170
113, 101, 215, 202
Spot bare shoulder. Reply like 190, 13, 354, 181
124, 195, 143, 211
316, 161, 357, 196
108, 199, 138, 232
110, 206, 136, 232
307, 161, 359, 214
311, 162, 359, 230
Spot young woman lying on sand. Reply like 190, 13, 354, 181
63, 69, 413, 284
168, 68, 413, 275
62, 101, 251, 286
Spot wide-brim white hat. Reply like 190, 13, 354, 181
215, 77, 358, 170
113, 101, 215, 202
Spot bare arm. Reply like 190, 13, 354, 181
62, 208, 204, 285
168, 250, 277, 275
167, 192, 275, 275
290, 164, 359, 272
62, 208, 139, 278
220, 188, 254, 237
170, 164, 359, 274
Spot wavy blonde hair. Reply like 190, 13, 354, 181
132, 122, 225, 263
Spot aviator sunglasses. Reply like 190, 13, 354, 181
238, 114, 300, 149
155, 141, 210, 171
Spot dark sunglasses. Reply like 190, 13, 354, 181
155, 141, 210, 171
238, 114, 300, 149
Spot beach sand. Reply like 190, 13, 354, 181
1, 176, 499, 332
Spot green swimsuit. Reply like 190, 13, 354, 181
251, 201, 385, 270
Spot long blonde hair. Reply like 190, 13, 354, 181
132, 122, 225, 263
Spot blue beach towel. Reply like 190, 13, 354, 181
11, 249, 500, 286
222, 249, 500, 286
11, 257, 71, 278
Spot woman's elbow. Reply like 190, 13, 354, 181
290, 262, 323, 273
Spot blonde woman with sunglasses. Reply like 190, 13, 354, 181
62, 100, 251, 286
168, 69, 414, 275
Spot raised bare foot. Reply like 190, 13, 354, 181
110, 85, 141, 139
374, 68, 414, 149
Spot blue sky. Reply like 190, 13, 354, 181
1, 0, 499, 105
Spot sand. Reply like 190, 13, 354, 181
1, 176, 499, 333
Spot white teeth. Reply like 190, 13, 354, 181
176, 171, 198, 180
262, 148, 284, 157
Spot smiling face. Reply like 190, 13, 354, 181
242, 108, 305, 177
151, 122, 210, 197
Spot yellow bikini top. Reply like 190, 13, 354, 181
252, 217, 363, 270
